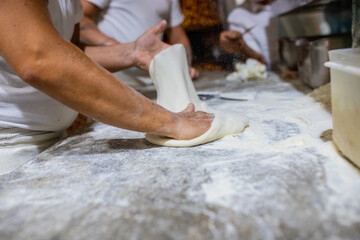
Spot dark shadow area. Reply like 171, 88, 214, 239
106, 138, 160, 151
320, 129, 333, 142
45, 137, 160, 157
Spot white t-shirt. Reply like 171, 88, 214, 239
87, 0, 184, 43
228, 4, 278, 68
0, 0, 83, 132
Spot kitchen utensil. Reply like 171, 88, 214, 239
295, 35, 351, 88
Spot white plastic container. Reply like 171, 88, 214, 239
325, 49, 360, 167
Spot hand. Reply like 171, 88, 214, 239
172, 103, 214, 140
133, 20, 170, 71
220, 30, 244, 53
189, 66, 199, 80
220, 30, 266, 64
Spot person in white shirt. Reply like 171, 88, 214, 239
219, 0, 278, 68
0, 0, 213, 175
80, 0, 199, 80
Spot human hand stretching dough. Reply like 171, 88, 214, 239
132, 20, 170, 72
0, 0, 213, 140
82, 20, 170, 73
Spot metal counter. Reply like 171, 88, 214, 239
0, 72, 359, 240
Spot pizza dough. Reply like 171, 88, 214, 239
145, 44, 249, 147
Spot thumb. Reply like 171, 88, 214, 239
181, 103, 195, 113
149, 20, 167, 35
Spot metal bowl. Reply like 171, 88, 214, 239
295, 35, 351, 88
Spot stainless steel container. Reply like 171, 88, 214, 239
295, 35, 351, 88
279, 37, 298, 70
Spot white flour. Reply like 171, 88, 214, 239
184, 77, 360, 226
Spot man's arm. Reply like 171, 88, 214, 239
79, 1, 167, 73
166, 25, 199, 79
220, 30, 265, 64
0, 0, 213, 140
79, 0, 133, 72
79, 0, 119, 46
80, 0, 198, 77
83, 20, 170, 72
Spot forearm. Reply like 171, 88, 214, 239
79, 16, 118, 46
235, 43, 265, 64
84, 43, 136, 72
25, 39, 178, 137
220, 31, 265, 64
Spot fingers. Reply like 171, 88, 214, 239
221, 30, 241, 40
173, 111, 214, 140
220, 31, 228, 42
195, 112, 214, 121
181, 109, 215, 121
179, 103, 215, 120
149, 20, 167, 35
225, 31, 242, 41
189, 67, 199, 80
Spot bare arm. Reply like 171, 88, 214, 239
80, 0, 197, 76
79, 0, 169, 73
220, 30, 265, 64
79, 0, 133, 72
72, 23, 134, 72
83, 21, 170, 72
0, 0, 213, 140
79, 0, 119, 46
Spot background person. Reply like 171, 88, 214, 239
218, 0, 278, 68
80, 0, 199, 80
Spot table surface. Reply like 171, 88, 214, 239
1, 72, 359, 240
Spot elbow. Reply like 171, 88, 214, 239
17, 52, 48, 85
20, 69, 37, 84
18, 62, 43, 85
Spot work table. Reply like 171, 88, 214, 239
1, 72, 359, 240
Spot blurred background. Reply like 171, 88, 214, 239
178, 0, 353, 83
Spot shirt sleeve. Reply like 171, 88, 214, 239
227, 8, 256, 31
85, 0, 111, 10
74, 0, 84, 24
169, 0, 185, 28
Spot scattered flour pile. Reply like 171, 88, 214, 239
226, 58, 267, 82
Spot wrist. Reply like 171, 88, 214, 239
128, 42, 137, 68
149, 111, 180, 139
132, 47, 150, 71
113, 42, 137, 69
